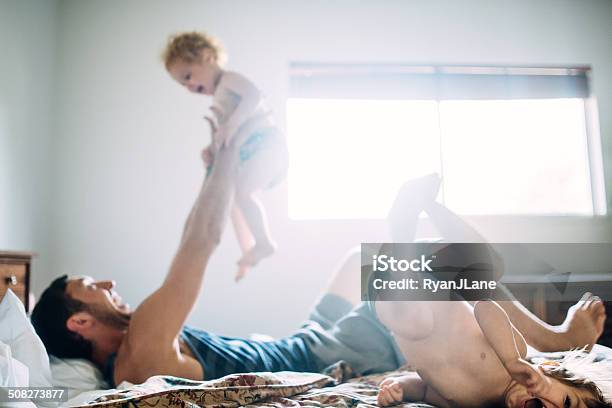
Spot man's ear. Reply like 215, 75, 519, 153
66, 311, 94, 335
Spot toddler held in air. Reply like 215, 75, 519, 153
163, 31, 288, 281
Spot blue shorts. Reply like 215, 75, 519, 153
295, 294, 406, 375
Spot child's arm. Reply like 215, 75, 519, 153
203, 111, 267, 169
474, 300, 551, 395
216, 72, 264, 145
474, 300, 527, 364
377, 373, 450, 408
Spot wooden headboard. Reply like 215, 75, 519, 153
0, 251, 33, 312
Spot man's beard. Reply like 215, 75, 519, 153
86, 304, 131, 330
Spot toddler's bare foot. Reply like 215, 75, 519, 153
235, 241, 277, 280
554, 292, 606, 351
235, 264, 250, 282
239, 241, 277, 267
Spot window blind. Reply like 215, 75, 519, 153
289, 63, 590, 100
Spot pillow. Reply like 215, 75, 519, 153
0, 289, 53, 389
49, 355, 109, 400
0, 289, 54, 406
0, 341, 29, 387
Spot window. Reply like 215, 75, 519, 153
287, 64, 604, 219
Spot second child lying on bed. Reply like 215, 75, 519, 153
376, 295, 611, 408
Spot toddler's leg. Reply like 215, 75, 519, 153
424, 201, 485, 242
231, 138, 286, 278
235, 188, 277, 270
231, 205, 255, 282
387, 173, 441, 242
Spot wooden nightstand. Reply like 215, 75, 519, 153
0, 251, 34, 312
503, 274, 612, 348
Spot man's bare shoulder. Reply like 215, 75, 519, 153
113, 329, 204, 385
113, 333, 171, 384
112, 333, 146, 384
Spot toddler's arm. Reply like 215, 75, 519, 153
216, 72, 263, 145
474, 300, 551, 394
377, 373, 450, 407
203, 111, 268, 169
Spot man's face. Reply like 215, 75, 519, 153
505, 376, 593, 408
66, 276, 131, 329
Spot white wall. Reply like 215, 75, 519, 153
11, 0, 612, 337
0, 0, 58, 294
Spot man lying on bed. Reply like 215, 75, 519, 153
30, 122, 606, 392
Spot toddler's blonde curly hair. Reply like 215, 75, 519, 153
162, 31, 227, 69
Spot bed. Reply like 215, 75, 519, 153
63, 361, 430, 407
2, 287, 611, 407
64, 346, 612, 408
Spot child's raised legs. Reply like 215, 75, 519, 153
234, 189, 276, 280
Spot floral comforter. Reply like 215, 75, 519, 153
72, 346, 612, 408
71, 361, 433, 408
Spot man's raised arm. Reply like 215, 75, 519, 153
127, 121, 250, 347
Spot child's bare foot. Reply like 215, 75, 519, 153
239, 241, 277, 267
235, 241, 277, 280
553, 292, 606, 351
235, 264, 251, 282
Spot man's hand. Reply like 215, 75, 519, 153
203, 115, 219, 165
204, 115, 218, 132
504, 358, 552, 395
378, 377, 404, 406
205, 115, 237, 149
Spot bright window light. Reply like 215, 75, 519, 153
287, 97, 596, 219
287, 99, 441, 219
440, 99, 593, 215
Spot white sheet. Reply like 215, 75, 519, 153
0, 289, 54, 406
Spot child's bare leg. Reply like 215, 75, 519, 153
231, 205, 256, 281
232, 139, 285, 275
423, 201, 486, 242
318, 245, 605, 351
423, 201, 606, 351
495, 290, 606, 351
235, 189, 276, 268
387, 173, 441, 242
322, 246, 362, 307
